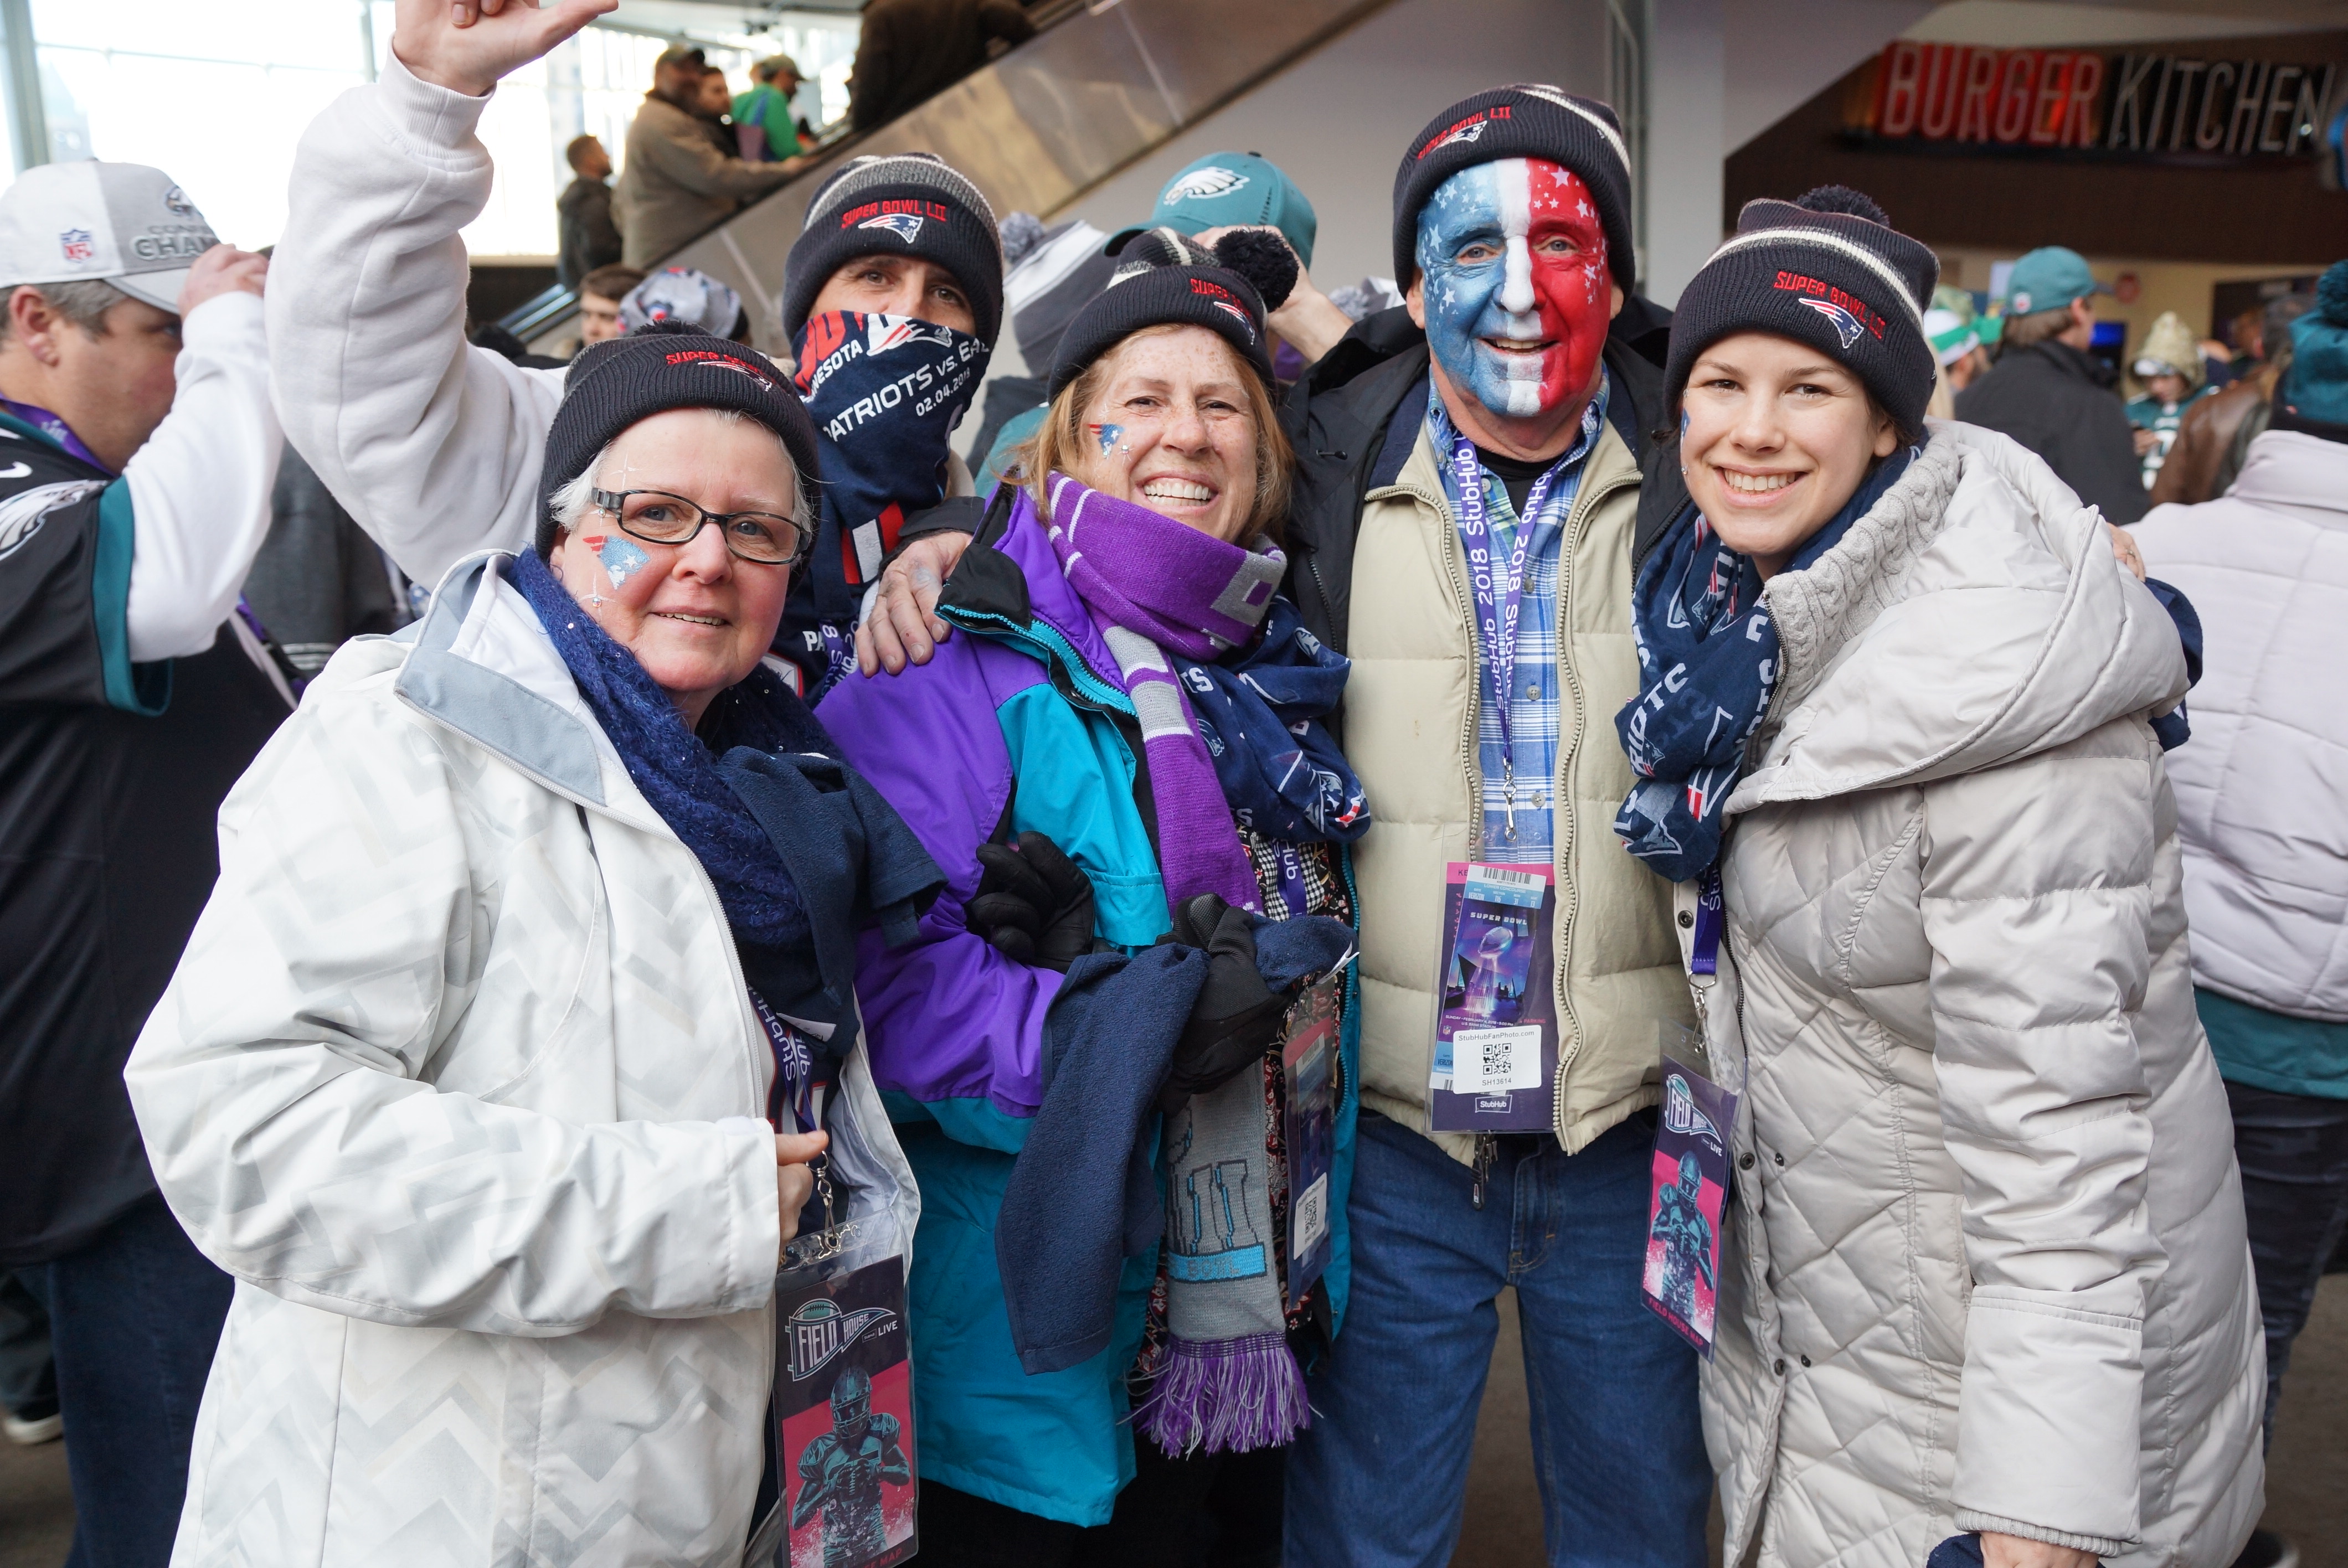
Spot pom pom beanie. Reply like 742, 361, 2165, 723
1662, 185, 1940, 441
779, 153, 1005, 346
1045, 226, 1297, 399
1392, 84, 1637, 292
2280, 260, 2348, 427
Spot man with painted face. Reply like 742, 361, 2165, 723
267, 0, 992, 700
1275, 86, 1711, 1567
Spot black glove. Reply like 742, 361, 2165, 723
1157, 894, 1291, 1111
967, 831, 1100, 972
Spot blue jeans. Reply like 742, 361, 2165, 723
2226, 1079, 2348, 1447
1284, 1111, 1708, 1568
20, 1197, 234, 1568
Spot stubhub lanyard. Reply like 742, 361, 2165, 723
1450, 432, 1564, 845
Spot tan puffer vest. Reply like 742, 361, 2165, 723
1344, 419, 1692, 1164
1683, 425, 2264, 1568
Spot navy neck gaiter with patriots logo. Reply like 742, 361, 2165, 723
776, 310, 989, 695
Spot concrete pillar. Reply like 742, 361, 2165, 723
1644, 0, 1726, 306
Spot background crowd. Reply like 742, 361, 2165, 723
1, 5, 2344, 1568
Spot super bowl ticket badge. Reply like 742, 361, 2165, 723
1280, 970, 1343, 1308
1429, 863, 1560, 1132
748, 1257, 918, 1568
1641, 1038, 1737, 1359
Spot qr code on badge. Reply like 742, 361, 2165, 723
1453, 1025, 1539, 1094
1293, 1173, 1329, 1257
1478, 1033, 1517, 1084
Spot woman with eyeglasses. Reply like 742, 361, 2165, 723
125, 326, 932, 1566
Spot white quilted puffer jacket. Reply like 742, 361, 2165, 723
1685, 424, 2264, 1568
2130, 429, 2348, 1023
126, 555, 918, 1567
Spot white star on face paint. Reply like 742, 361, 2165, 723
1578, 199, 1592, 217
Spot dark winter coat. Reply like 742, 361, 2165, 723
1954, 339, 2148, 523
848, 0, 1035, 131
555, 176, 621, 290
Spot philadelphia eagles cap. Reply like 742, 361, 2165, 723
1107, 152, 1320, 268
0, 161, 220, 313
2001, 246, 2110, 317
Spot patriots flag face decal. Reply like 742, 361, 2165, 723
858, 212, 924, 244
1798, 296, 1867, 349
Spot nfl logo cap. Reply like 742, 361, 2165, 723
2001, 246, 2111, 317
0, 161, 219, 314
1108, 152, 1319, 268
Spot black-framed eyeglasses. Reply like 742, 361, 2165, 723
591, 488, 811, 567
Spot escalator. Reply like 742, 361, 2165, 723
517, 0, 1388, 354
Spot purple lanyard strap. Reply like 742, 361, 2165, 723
1449, 432, 1563, 845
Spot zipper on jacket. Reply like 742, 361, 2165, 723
1402, 445, 1640, 1148
1544, 460, 1641, 1138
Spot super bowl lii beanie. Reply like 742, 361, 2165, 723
1662, 185, 1940, 441
1392, 84, 1638, 293
1046, 227, 1299, 399
780, 153, 1005, 346
535, 323, 820, 558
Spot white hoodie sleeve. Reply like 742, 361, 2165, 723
266, 54, 567, 588
123, 290, 281, 662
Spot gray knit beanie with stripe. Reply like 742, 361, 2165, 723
1663, 185, 1940, 441
779, 153, 1006, 346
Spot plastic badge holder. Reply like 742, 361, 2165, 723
743, 1049, 919, 1568
1428, 862, 1561, 1131
1280, 964, 1346, 1309
1640, 1022, 1738, 1359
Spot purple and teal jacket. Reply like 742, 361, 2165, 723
816, 487, 1361, 1525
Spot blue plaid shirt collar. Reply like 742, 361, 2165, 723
1426, 373, 1610, 864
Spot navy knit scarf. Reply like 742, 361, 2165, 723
511, 549, 827, 955
1613, 447, 1914, 882
1180, 599, 1369, 845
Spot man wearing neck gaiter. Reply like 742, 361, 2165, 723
266, 0, 997, 701
1275, 87, 1709, 1567
771, 153, 1000, 695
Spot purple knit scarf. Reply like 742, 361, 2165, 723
1041, 472, 1283, 915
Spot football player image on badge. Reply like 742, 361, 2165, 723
1640, 1058, 1736, 1356
766, 1256, 920, 1568
788, 1365, 913, 1568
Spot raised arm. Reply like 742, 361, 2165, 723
266, 0, 610, 586
1919, 727, 2168, 1560
123, 259, 279, 661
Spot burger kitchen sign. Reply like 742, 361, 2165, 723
1850, 42, 2337, 160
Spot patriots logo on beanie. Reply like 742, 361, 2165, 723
1800, 297, 1868, 349
858, 211, 924, 244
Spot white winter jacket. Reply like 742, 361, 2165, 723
2130, 430, 2348, 1023
1686, 425, 2263, 1568
127, 556, 918, 1567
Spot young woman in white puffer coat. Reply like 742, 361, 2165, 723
1611, 187, 2264, 1568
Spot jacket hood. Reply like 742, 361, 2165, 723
1727, 421, 2189, 812
2225, 429, 2348, 528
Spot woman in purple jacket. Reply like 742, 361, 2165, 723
817, 230, 1369, 1561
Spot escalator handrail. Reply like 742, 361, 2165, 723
504, 0, 1095, 344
